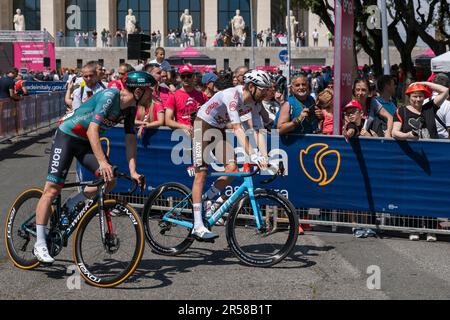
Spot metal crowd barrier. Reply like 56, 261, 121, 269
86, 126, 450, 238
0, 93, 66, 142
107, 192, 450, 236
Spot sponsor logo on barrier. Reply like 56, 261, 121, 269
100, 137, 110, 157
300, 143, 341, 186
23, 82, 66, 93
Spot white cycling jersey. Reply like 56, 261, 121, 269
197, 85, 263, 129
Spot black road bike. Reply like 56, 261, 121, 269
4, 169, 145, 288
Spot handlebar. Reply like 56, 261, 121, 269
65, 166, 145, 194
260, 161, 285, 185
208, 161, 285, 185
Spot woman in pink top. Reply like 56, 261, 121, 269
316, 88, 334, 135
135, 97, 165, 139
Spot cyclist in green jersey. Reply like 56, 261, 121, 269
33, 71, 156, 263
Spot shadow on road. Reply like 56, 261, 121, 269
13, 243, 335, 290
0, 129, 55, 161
119, 243, 334, 290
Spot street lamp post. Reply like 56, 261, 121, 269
250, 0, 256, 69
287, 0, 292, 85
380, 0, 391, 75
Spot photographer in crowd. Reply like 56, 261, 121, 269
275, 74, 324, 135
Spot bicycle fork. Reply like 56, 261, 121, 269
98, 186, 114, 246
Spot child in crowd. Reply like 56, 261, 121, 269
342, 100, 364, 141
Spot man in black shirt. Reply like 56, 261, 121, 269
0, 69, 21, 101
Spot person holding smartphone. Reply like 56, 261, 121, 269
70, 62, 106, 112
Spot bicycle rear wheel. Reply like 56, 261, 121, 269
226, 189, 299, 267
142, 182, 194, 256
73, 199, 144, 288
4, 189, 43, 270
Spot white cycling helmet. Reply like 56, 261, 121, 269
243, 70, 272, 88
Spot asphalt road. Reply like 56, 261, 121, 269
0, 128, 449, 301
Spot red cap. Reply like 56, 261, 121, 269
405, 83, 432, 98
343, 100, 363, 112
179, 64, 194, 74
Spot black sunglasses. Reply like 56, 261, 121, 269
181, 73, 194, 80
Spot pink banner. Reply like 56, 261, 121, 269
338, 1, 354, 108
334, 0, 355, 134
13, 42, 55, 72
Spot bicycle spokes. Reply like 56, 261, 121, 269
226, 190, 298, 267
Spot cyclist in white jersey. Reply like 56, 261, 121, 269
191, 70, 272, 240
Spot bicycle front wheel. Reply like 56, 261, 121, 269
4, 188, 43, 270
226, 189, 299, 267
73, 200, 144, 288
142, 182, 194, 256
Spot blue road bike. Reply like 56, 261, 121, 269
142, 163, 299, 267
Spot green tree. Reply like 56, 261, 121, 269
287, 0, 449, 76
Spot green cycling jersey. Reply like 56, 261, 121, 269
59, 88, 135, 140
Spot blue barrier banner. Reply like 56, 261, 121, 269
24, 81, 66, 94
77, 127, 450, 218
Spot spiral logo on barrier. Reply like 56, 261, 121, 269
300, 143, 341, 187
100, 137, 110, 157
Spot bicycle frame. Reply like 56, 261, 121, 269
162, 171, 265, 230
19, 182, 105, 250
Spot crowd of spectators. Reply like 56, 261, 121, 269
167, 29, 207, 47
3, 46, 449, 241
54, 28, 335, 48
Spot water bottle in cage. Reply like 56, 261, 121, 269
206, 195, 228, 218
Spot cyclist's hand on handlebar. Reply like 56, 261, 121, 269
131, 172, 146, 191
250, 153, 269, 170
98, 161, 114, 182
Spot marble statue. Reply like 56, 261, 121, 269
13, 8, 26, 31
231, 9, 245, 38
125, 9, 137, 34
286, 10, 299, 44
180, 9, 193, 34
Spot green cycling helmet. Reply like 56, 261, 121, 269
124, 71, 157, 89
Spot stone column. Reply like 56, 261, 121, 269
151, 0, 165, 47
204, 0, 218, 47
0, 0, 13, 30
256, 0, 271, 35
41, 0, 66, 37
96, 0, 115, 48
308, 11, 329, 47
